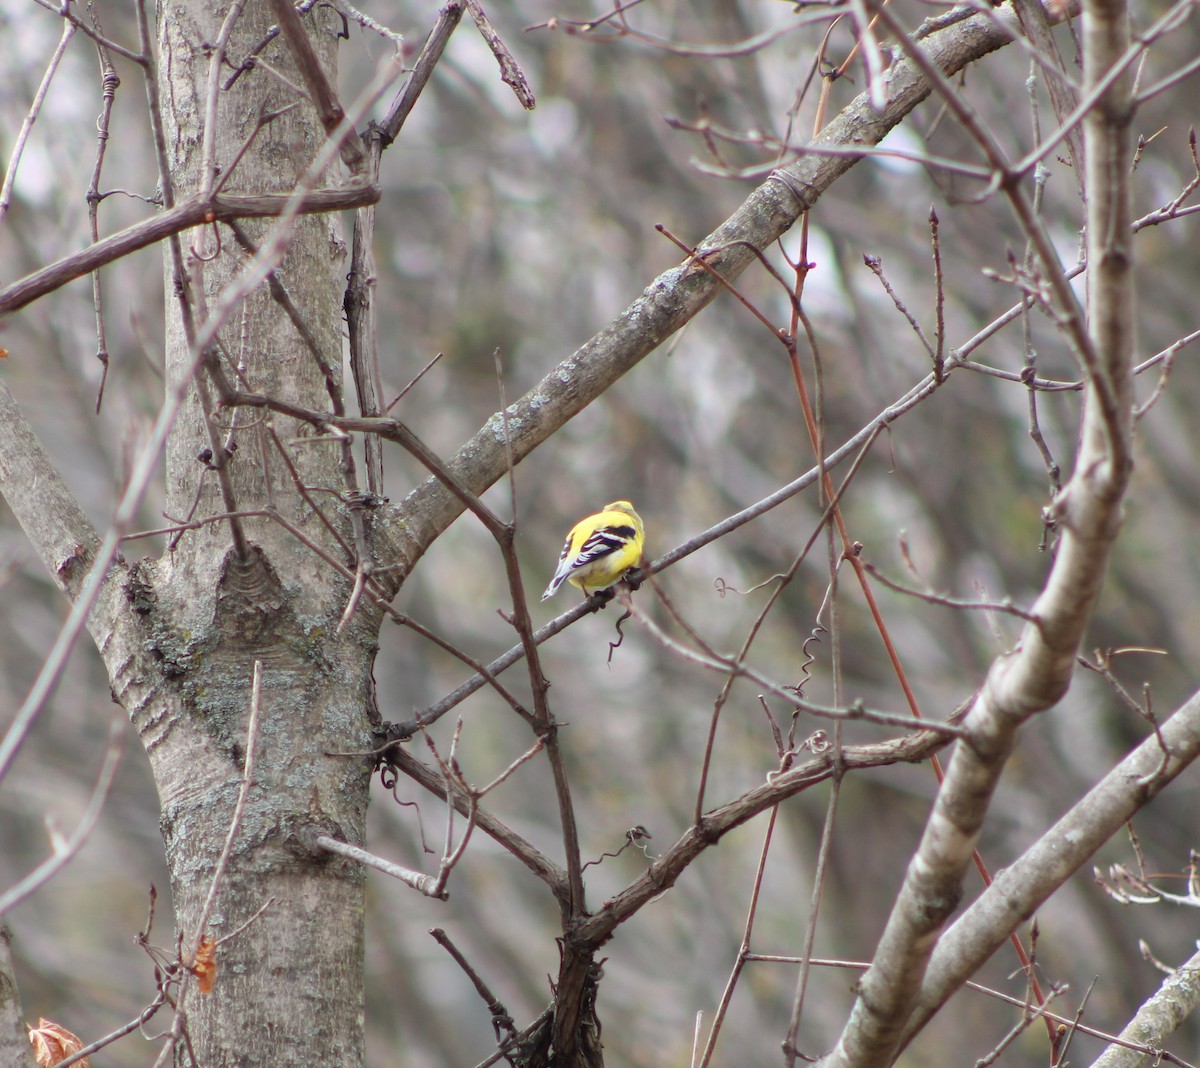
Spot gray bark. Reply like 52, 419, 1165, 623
143, 2, 372, 1062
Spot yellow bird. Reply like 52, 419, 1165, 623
541, 500, 646, 601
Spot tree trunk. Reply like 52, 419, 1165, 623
125, 2, 375, 1063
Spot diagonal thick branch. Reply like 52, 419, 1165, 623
365, 0, 1059, 593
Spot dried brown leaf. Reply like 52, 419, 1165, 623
190, 935, 218, 994
28, 1017, 89, 1068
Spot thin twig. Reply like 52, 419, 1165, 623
0, 18, 76, 226
86, 14, 121, 412
782, 771, 843, 1068
52, 990, 169, 1068
0, 714, 124, 913
377, 2, 465, 144
430, 928, 518, 1046
266, 0, 366, 172
463, 0, 535, 109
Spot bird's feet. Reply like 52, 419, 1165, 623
622, 566, 645, 591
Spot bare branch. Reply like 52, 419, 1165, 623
573, 727, 954, 948
901, 687, 1200, 1048
266, 0, 366, 172
1089, 946, 1200, 1068
463, 0, 534, 109
386, 747, 570, 904
819, 0, 1137, 1057
309, 834, 446, 898
0, 18, 75, 227
377, 2, 464, 144
0, 186, 378, 316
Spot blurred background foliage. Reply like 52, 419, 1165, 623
1, 0, 1199, 1064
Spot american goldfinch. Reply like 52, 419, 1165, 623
541, 500, 646, 601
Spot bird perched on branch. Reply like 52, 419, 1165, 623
541, 500, 646, 602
